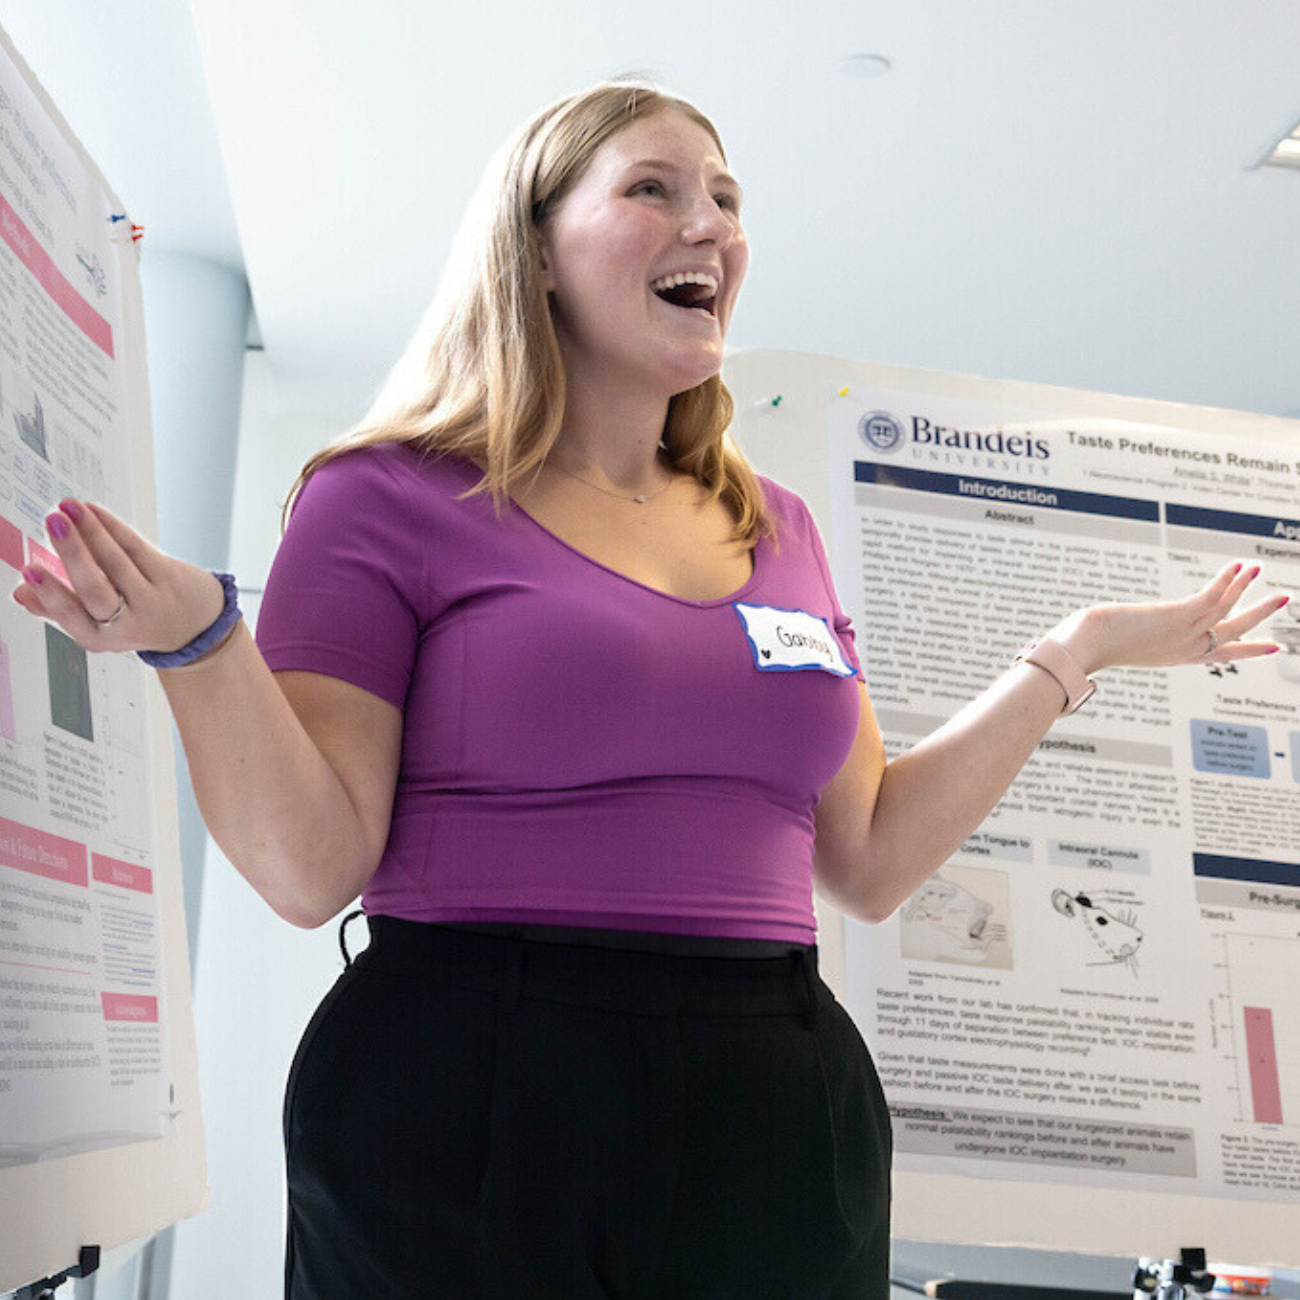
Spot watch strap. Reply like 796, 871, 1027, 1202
1013, 636, 1096, 715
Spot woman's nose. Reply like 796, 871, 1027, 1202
681, 193, 735, 240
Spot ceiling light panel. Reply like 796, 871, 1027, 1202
1262, 117, 1300, 170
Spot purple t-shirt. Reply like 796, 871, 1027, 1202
255, 443, 863, 943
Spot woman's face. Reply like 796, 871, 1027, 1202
535, 109, 749, 397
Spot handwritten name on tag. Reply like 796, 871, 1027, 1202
732, 603, 855, 678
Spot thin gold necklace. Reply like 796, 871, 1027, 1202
544, 453, 674, 504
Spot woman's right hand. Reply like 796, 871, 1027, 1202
10, 498, 225, 656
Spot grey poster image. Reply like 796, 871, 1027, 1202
1050, 887, 1144, 976
899, 865, 1013, 969
14, 385, 46, 461
45, 622, 93, 742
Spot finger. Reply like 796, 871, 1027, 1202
42, 508, 131, 623
1190, 563, 1245, 615
80, 501, 161, 577
60, 500, 154, 597
1190, 563, 1258, 630
1204, 558, 1253, 601
15, 565, 104, 645
1214, 563, 1263, 616
12, 581, 45, 617
1213, 593, 1291, 642
1211, 640, 1284, 662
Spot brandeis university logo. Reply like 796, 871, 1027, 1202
858, 409, 905, 454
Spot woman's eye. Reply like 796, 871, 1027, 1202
633, 181, 737, 212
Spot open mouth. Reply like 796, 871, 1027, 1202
650, 282, 718, 318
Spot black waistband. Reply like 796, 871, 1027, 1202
345, 913, 824, 1026
339, 911, 811, 962
438, 920, 811, 958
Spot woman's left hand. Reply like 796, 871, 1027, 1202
1053, 562, 1289, 674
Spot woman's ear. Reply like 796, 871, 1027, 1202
535, 230, 555, 291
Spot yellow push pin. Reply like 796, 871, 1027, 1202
838, 387, 850, 397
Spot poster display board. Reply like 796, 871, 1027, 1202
833, 379, 1300, 1257
0, 19, 205, 1293
725, 349, 1300, 1263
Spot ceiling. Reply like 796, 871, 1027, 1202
3, 0, 1299, 426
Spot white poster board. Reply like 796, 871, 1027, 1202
0, 20, 206, 1293
725, 347, 1300, 1266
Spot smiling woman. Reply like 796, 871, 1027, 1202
246, 77, 896, 1300
506, 104, 751, 484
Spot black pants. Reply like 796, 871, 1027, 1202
283, 914, 892, 1299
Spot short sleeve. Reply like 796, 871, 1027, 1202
254, 447, 430, 709
797, 497, 863, 679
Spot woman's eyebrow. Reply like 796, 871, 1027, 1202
624, 158, 743, 197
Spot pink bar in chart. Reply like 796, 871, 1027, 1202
1244, 1006, 1283, 1125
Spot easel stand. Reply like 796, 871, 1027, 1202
894, 1245, 1218, 1300
11, 1246, 99, 1300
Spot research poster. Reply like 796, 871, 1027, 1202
833, 389, 1300, 1205
0, 32, 172, 1165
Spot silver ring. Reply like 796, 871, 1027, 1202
90, 591, 127, 628
1203, 628, 1219, 658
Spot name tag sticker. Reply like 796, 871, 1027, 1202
732, 602, 855, 678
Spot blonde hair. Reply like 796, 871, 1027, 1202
281, 78, 780, 554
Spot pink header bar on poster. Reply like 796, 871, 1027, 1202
26, 537, 68, 585
92, 852, 152, 894
0, 516, 23, 572
0, 814, 88, 886
101, 991, 158, 1023
0, 191, 114, 358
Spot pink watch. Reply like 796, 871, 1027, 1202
1013, 636, 1096, 715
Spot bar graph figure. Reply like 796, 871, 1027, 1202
1243, 1007, 1283, 1125
1224, 935, 1300, 1126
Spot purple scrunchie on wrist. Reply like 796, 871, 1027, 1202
138, 572, 242, 668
